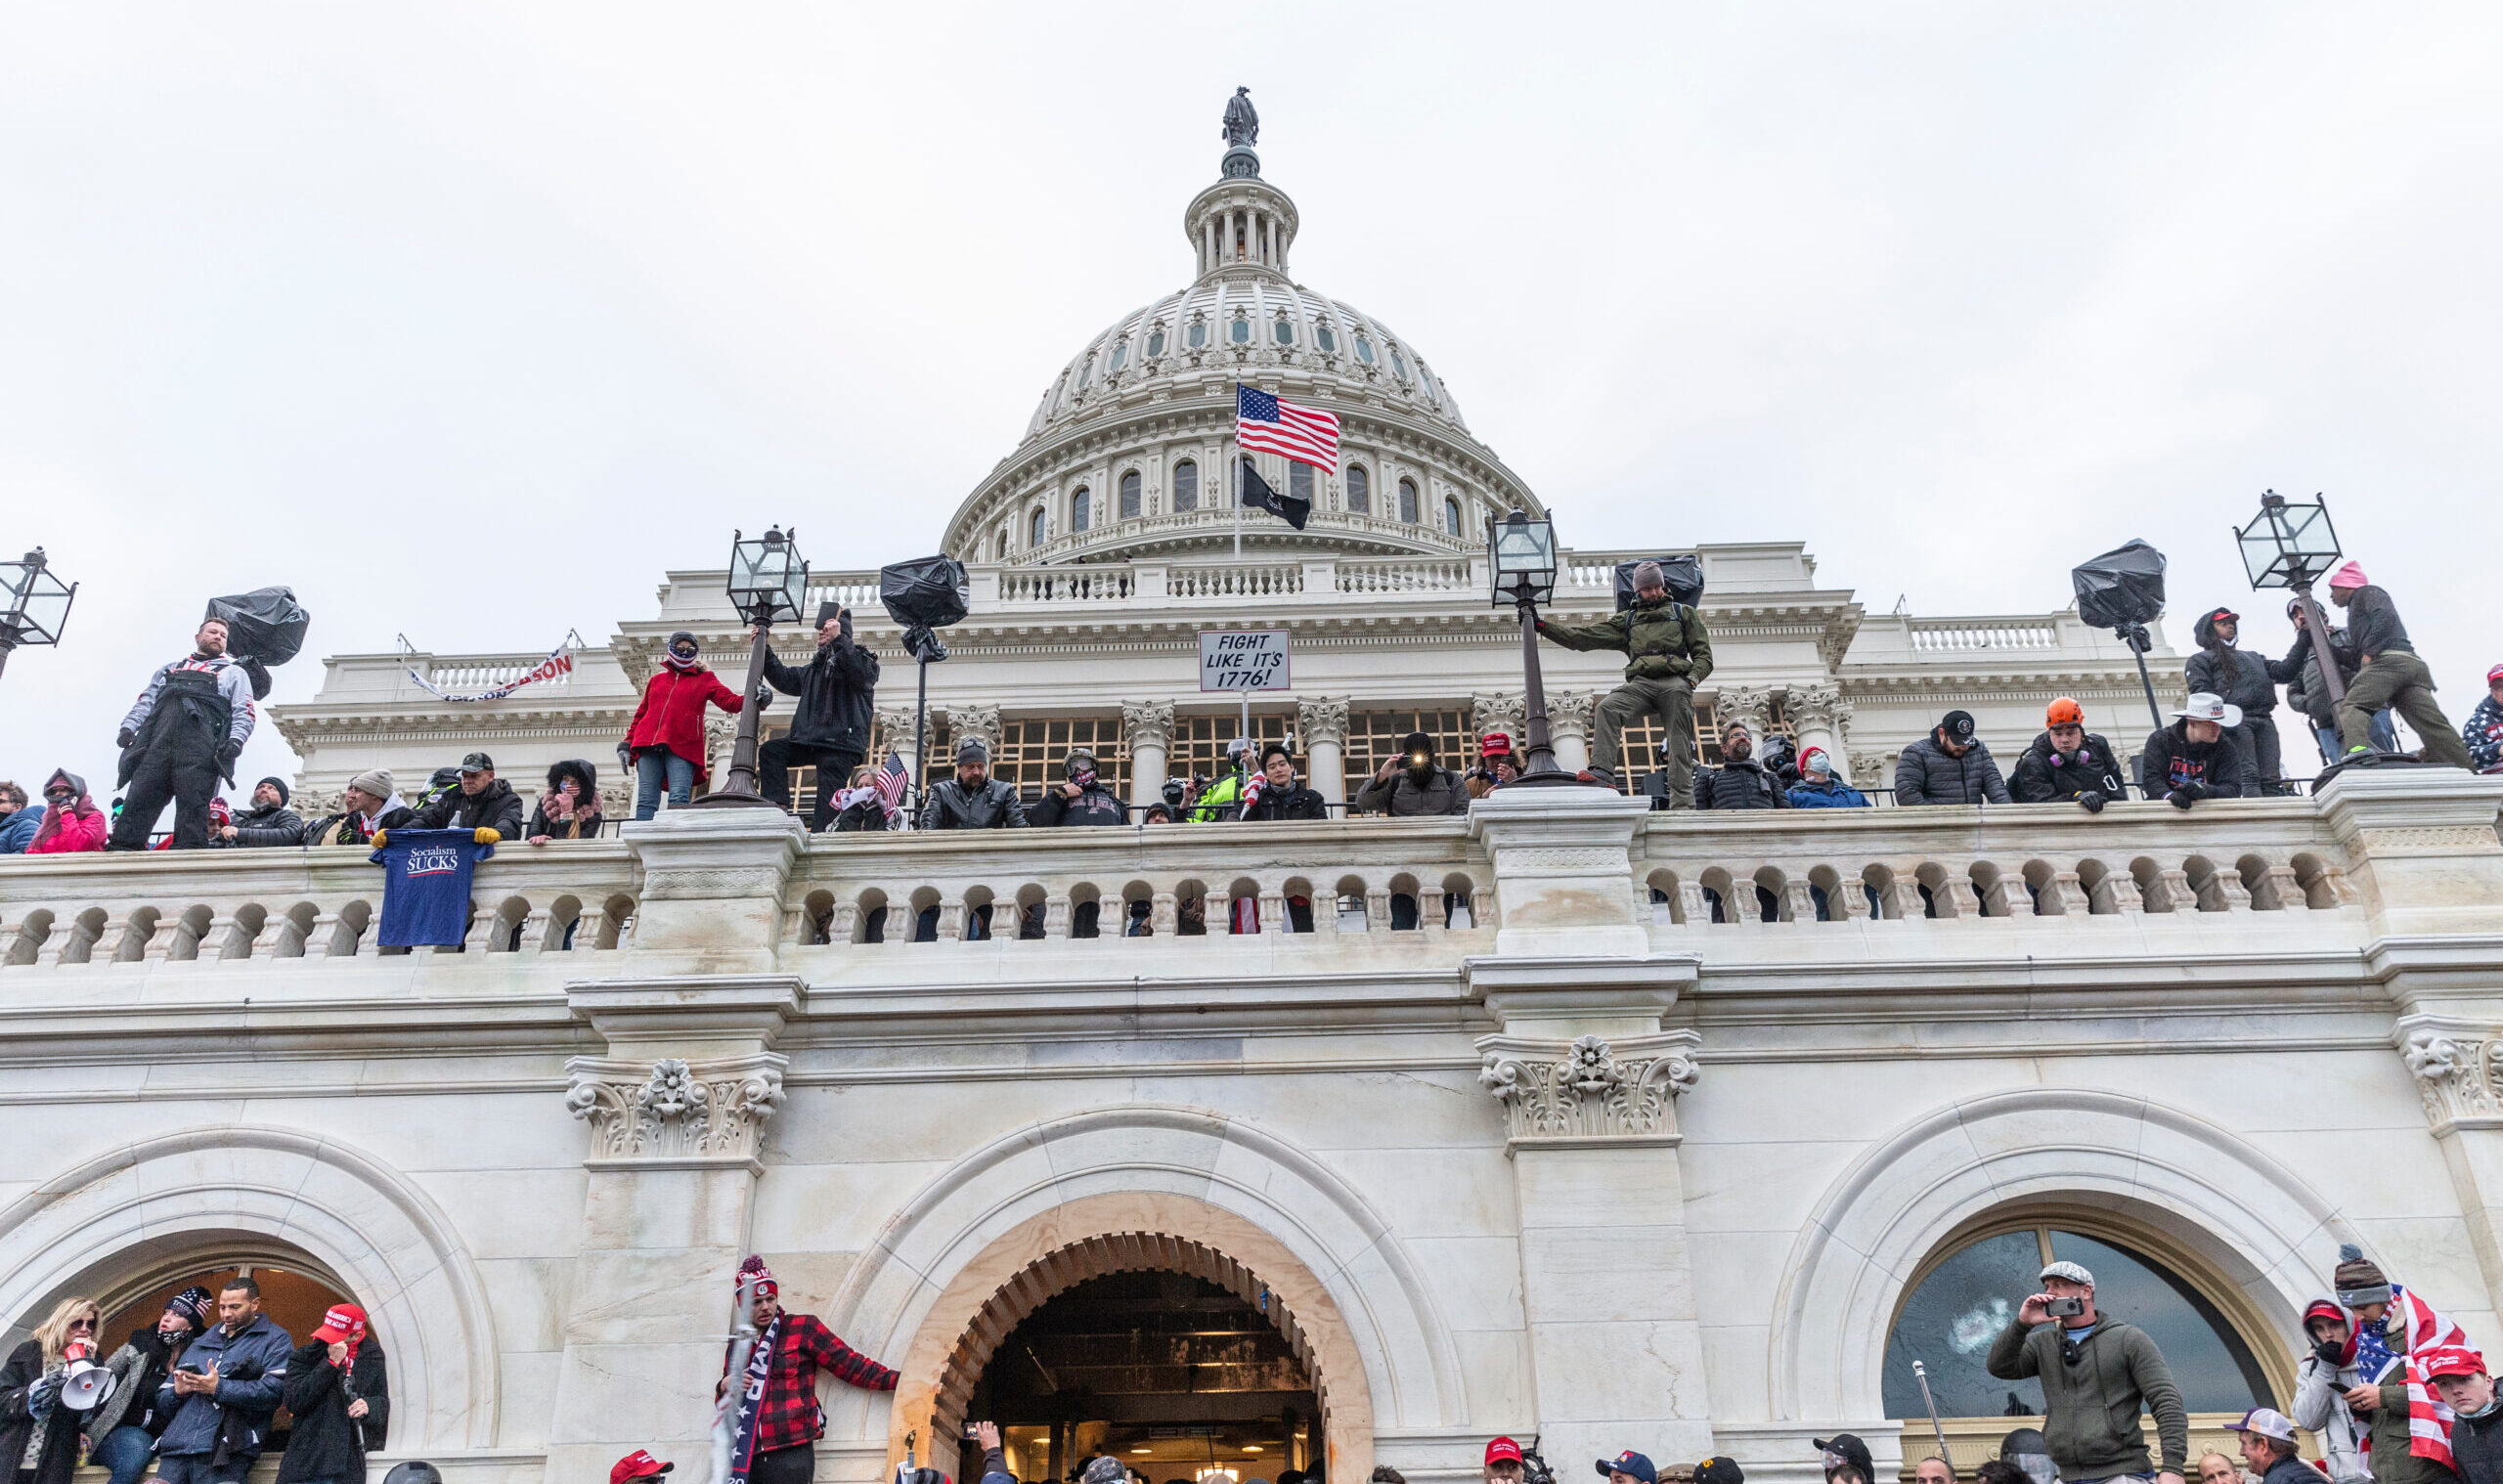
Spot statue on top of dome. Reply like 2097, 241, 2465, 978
1221, 87, 1259, 149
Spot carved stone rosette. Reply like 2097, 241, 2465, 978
1122, 699, 1176, 751
1471, 692, 1526, 745
1294, 696, 1348, 749
565, 1053, 788, 1168
1474, 1030, 1701, 1153
2401, 1026, 2503, 1133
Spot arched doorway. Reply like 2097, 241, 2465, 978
933, 1234, 1325, 1484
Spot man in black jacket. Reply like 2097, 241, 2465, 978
2139, 695, 2256, 807
217, 777, 304, 848
759, 605, 881, 829
1241, 742, 1329, 821
2009, 698, 2129, 811
920, 740, 1028, 831
402, 753, 526, 840
1694, 722, 1788, 809
2327, 562, 2476, 768
277, 1303, 387, 1484
109, 617, 259, 851
1031, 749, 1128, 826
1895, 711, 2013, 806
2187, 608, 2284, 789
87, 1287, 214, 1484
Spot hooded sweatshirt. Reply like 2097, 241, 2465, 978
26, 770, 107, 854
2187, 609, 2278, 718
2290, 1296, 2371, 1484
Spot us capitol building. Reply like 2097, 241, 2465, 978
6, 100, 2503, 1484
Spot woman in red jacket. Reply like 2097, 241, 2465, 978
26, 770, 108, 853
623, 632, 747, 819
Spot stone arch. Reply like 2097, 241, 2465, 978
0, 1125, 499, 1449
1768, 1086, 2355, 1423
822, 1104, 1469, 1476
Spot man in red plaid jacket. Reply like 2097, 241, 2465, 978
720, 1254, 899, 1484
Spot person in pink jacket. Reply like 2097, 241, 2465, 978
26, 769, 108, 854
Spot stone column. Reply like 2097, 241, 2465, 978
1467, 786, 1712, 1469
549, 966, 801, 1484
876, 702, 922, 780
1296, 696, 1350, 806
1123, 700, 1176, 808
1471, 691, 1526, 753
1785, 679, 1853, 778
1714, 684, 1776, 750
1546, 689, 1603, 777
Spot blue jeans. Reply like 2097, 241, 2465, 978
2315, 711, 2395, 765
92, 1425, 157, 1484
155, 1455, 253, 1484
635, 750, 697, 819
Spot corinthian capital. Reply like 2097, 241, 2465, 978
1473, 1030, 1701, 1151
1471, 692, 1525, 744
565, 1053, 787, 1168
948, 704, 1001, 755
1714, 684, 1776, 739
1122, 699, 1177, 750
1546, 688, 1603, 743
1786, 679, 1851, 732
1295, 695, 1349, 748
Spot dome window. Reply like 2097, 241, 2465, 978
1187, 321, 1208, 350
1399, 478, 1420, 524
1290, 461, 1313, 505
1173, 459, 1199, 511
1354, 336, 1376, 365
1077, 355, 1095, 387
1345, 464, 1371, 515
1443, 496, 1463, 537
1230, 316, 1251, 345
1120, 470, 1142, 519
1315, 323, 1337, 353
1273, 318, 1294, 346
1030, 507, 1047, 547
1109, 341, 1127, 372
995, 529, 1010, 561
1147, 329, 1166, 357
1072, 488, 1092, 533
1391, 350, 1411, 381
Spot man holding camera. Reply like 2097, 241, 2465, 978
154, 1277, 293, 1484
1535, 559, 1712, 801
1985, 1260, 2188, 1484
759, 605, 881, 830
1353, 731, 1469, 816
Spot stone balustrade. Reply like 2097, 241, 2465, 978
3, 770, 2492, 980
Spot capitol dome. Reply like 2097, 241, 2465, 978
942, 107, 1547, 566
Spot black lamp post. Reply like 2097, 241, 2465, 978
2234, 491, 2349, 714
693, 526, 809, 809
1490, 509, 1579, 786
0, 548, 76, 681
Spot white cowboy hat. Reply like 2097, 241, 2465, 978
2173, 692, 2244, 728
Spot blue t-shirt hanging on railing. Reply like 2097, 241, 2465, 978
370, 828, 495, 947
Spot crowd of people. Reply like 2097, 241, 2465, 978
5, 565, 2495, 858
1, 1276, 384, 1484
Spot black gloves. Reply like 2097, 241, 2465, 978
2168, 787, 2199, 810
2078, 790, 2106, 813
118, 728, 136, 749
216, 741, 242, 772
2315, 1336, 2347, 1368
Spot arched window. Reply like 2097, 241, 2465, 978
1230, 316, 1251, 344
1290, 462, 1313, 506
1884, 1223, 2274, 1425
1071, 487, 1092, 533
995, 529, 1010, 560
1398, 478, 1420, 524
1173, 460, 1199, 512
1345, 464, 1371, 514
1077, 355, 1094, 387
1355, 336, 1376, 365
1147, 329, 1166, 357
1187, 321, 1208, 350
1443, 496, 1462, 536
1119, 470, 1142, 519
1315, 323, 1337, 353
1391, 349, 1411, 381
1030, 507, 1046, 547
1273, 318, 1295, 345
1108, 341, 1127, 372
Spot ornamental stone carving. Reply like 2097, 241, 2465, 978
1475, 1029, 1701, 1152
1295, 695, 1349, 749
1715, 685, 1776, 741
1471, 692, 1525, 744
1787, 679, 1852, 735
565, 1053, 787, 1166
1122, 699, 1176, 750
876, 703, 922, 761
949, 704, 1001, 756
1546, 689, 1603, 744
2401, 1026, 2503, 1132
704, 714, 736, 783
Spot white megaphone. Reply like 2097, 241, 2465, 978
59, 1336, 116, 1412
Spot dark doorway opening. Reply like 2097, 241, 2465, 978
957, 1270, 1321, 1484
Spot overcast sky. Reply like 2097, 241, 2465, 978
5, 4, 2498, 800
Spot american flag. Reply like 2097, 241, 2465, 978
1236, 385, 1339, 472
873, 751, 910, 818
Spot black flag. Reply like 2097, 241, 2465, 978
1238, 457, 1310, 530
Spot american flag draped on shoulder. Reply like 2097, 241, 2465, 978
2352, 1284, 2469, 1471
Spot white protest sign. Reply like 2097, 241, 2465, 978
1199, 630, 1293, 693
